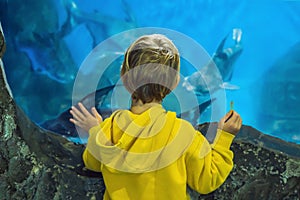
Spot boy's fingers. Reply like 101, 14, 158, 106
232, 112, 242, 124
92, 107, 102, 122
223, 110, 234, 123
231, 115, 242, 129
238, 117, 243, 128
69, 118, 75, 124
70, 106, 85, 121
70, 118, 85, 129
69, 118, 79, 126
78, 103, 92, 117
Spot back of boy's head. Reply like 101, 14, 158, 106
121, 34, 180, 103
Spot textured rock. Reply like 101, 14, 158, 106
195, 123, 300, 200
0, 60, 104, 199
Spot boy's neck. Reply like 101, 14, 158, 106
130, 100, 161, 114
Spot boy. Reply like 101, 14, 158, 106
70, 34, 242, 199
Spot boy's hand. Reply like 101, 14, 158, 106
218, 110, 242, 136
69, 103, 103, 132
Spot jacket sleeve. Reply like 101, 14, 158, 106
82, 125, 103, 172
82, 148, 102, 172
186, 129, 235, 194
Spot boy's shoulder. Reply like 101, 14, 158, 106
167, 111, 197, 132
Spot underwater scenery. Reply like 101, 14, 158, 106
1, 1, 300, 200
1, 0, 300, 144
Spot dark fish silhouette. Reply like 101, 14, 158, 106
40, 84, 214, 141
0, 0, 78, 83
256, 41, 300, 143
62, 0, 137, 47
40, 85, 115, 138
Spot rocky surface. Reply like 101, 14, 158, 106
0, 55, 299, 199
0, 60, 104, 199
195, 123, 300, 200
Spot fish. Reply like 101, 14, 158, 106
175, 30, 243, 125
256, 41, 300, 144
0, 0, 78, 83
40, 85, 116, 138
62, 0, 137, 47
182, 29, 243, 96
17, 32, 77, 83
213, 29, 243, 88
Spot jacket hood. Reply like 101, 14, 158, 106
86, 105, 194, 173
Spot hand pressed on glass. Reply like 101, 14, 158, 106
69, 102, 103, 132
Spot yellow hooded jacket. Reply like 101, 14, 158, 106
83, 105, 235, 200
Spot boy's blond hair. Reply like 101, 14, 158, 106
121, 34, 180, 103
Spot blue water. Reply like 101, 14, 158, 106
1, 0, 300, 143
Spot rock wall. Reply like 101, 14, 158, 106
0, 60, 104, 199
196, 123, 300, 200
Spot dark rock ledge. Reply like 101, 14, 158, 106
195, 123, 300, 200
0, 60, 299, 199
0, 60, 104, 200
